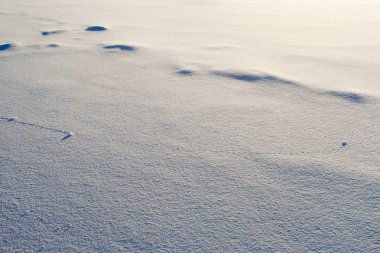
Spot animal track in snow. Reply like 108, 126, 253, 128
0, 117, 74, 141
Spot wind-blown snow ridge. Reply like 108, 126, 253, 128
103, 44, 136, 51
212, 71, 297, 86
211, 70, 368, 104
324, 91, 366, 104
0, 117, 73, 141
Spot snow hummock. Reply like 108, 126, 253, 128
85, 26, 107, 32
0, 43, 13, 51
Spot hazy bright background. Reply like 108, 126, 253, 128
1, 0, 380, 96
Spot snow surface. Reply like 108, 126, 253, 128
1, 0, 379, 252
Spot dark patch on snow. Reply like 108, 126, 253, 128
61, 132, 74, 141
3, 116, 17, 122
86, 26, 107, 32
41, 30, 65, 36
325, 91, 366, 104
103, 44, 136, 51
47, 44, 59, 48
212, 71, 296, 86
0, 43, 12, 51
176, 70, 194, 76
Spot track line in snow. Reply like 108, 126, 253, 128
0, 117, 74, 141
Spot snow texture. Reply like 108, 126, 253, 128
0, 0, 379, 252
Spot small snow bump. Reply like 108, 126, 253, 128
86, 26, 107, 32
0, 43, 13, 51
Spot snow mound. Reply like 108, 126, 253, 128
0, 43, 13, 51
86, 26, 107, 32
